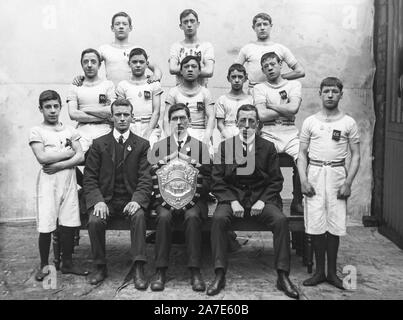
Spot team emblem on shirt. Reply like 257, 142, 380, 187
99, 94, 107, 104
332, 130, 342, 141
144, 91, 151, 99
279, 90, 288, 101
197, 102, 205, 111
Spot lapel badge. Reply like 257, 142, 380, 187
127, 145, 132, 152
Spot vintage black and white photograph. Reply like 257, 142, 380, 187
0, 0, 402, 304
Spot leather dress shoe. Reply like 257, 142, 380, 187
206, 274, 225, 296
190, 269, 206, 292
61, 259, 89, 276
277, 272, 300, 299
326, 274, 345, 290
133, 262, 148, 290
151, 268, 167, 291
303, 272, 327, 286
35, 267, 50, 282
88, 265, 107, 285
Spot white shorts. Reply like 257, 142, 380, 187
304, 164, 348, 236
130, 122, 161, 149
260, 125, 299, 160
77, 123, 112, 153
36, 168, 81, 233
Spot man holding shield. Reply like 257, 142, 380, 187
148, 103, 212, 292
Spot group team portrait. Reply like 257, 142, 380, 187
1, 0, 403, 302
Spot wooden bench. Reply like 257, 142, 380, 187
53, 153, 313, 273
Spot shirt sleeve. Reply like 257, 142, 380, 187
97, 45, 106, 62
235, 45, 247, 64
203, 42, 215, 62
165, 88, 176, 105
115, 81, 127, 99
347, 118, 360, 144
253, 84, 267, 105
169, 42, 180, 63
29, 127, 43, 145
289, 81, 302, 99
215, 96, 225, 119
278, 44, 298, 69
299, 117, 312, 144
69, 126, 81, 141
203, 88, 214, 106
152, 81, 163, 96
66, 85, 78, 103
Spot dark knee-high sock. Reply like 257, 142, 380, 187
313, 234, 327, 274
39, 233, 52, 268
59, 225, 75, 264
326, 232, 340, 276
303, 233, 327, 286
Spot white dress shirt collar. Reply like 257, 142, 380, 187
113, 129, 130, 143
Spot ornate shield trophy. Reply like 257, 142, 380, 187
152, 156, 203, 211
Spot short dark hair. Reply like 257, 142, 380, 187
168, 103, 191, 121
81, 48, 102, 67
111, 99, 133, 114
320, 77, 344, 92
39, 90, 62, 108
129, 47, 148, 61
180, 55, 201, 70
227, 63, 247, 78
252, 13, 272, 26
179, 9, 199, 23
260, 52, 281, 66
236, 104, 260, 123
111, 12, 132, 27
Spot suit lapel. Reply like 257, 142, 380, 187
104, 132, 116, 164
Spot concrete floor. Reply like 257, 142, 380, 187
1, 222, 403, 300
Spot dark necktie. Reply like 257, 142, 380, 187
242, 142, 248, 157
119, 135, 124, 145
178, 140, 183, 152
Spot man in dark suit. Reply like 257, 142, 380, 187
83, 99, 152, 288
207, 104, 299, 299
147, 103, 211, 292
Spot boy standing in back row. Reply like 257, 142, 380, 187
73, 12, 162, 87
236, 12, 305, 92
169, 9, 215, 87
298, 77, 360, 290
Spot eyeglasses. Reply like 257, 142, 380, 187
171, 116, 188, 122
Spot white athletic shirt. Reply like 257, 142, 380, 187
166, 85, 214, 129
29, 124, 80, 156
215, 94, 254, 126
67, 79, 115, 118
253, 80, 302, 122
236, 42, 298, 85
98, 43, 145, 86
115, 79, 163, 118
299, 114, 360, 162
169, 41, 215, 86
